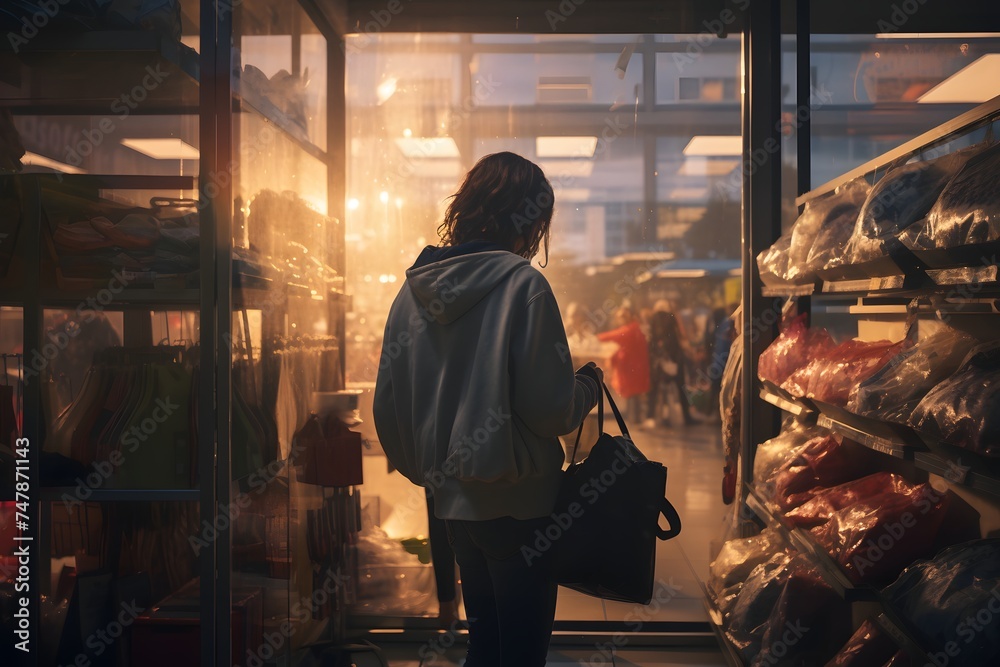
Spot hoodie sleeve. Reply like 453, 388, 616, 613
510, 289, 598, 438
373, 344, 422, 486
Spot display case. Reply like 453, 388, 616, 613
710, 3, 1000, 665
0, 1, 353, 665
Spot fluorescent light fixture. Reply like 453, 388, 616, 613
875, 32, 1000, 39
347, 198, 360, 211
538, 160, 594, 178
918, 54, 1000, 103
656, 269, 708, 278
682, 135, 742, 157
584, 265, 615, 276
121, 138, 200, 160
610, 252, 676, 265
394, 137, 460, 159
677, 158, 740, 177
728, 268, 743, 277
536, 136, 598, 158
537, 76, 592, 104
22, 151, 86, 174
552, 187, 591, 201
668, 187, 708, 200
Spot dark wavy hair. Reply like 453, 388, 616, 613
438, 152, 554, 264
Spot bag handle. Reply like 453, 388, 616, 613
569, 380, 633, 465
657, 497, 682, 540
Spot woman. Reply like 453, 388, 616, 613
647, 300, 696, 427
374, 152, 602, 666
596, 306, 650, 421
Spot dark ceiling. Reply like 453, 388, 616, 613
310, 0, 1000, 36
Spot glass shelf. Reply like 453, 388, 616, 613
1, 31, 200, 114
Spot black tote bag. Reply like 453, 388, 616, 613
548, 382, 681, 604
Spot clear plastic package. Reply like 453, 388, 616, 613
781, 337, 909, 406
770, 435, 872, 511
783, 472, 909, 529
845, 146, 978, 264
824, 618, 902, 667
758, 314, 836, 387
908, 343, 1000, 456
806, 179, 871, 272
708, 528, 786, 603
808, 483, 951, 585
752, 566, 852, 667
883, 539, 1000, 667
900, 142, 1000, 251
849, 327, 978, 424
753, 421, 826, 499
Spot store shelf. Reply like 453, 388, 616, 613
31, 173, 199, 191
912, 449, 1000, 499
0, 291, 23, 307
816, 414, 912, 459
38, 488, 200, 502
235, 86, 328, 163
874, 611, 933, 666
761, 283, 816, 297
758, 384, 815, 421
39, 288, 201, 307
698, 583, 745, 667
1, 31, 200, 113
744, 485, 878, 602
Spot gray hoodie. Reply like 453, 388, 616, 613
373, 250, 598, 520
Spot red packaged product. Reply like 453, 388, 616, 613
824, 619, 900, 667
758, 314, 836, 386
771, 435, 868, 511
753, 567, 852, 667
784, 472, 911, 529
781, 338, 909, 406
809, 484, 951, 585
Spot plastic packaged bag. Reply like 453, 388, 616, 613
883, 539, 1000, 667
908, 344, 1000, 456
808, 483, 951, 585
900, 142, 1000, 250
784, 472, 910, 529
781, 337, 909, 406
753, 421, 826, 499
758, 314, 836, 387
824, 619, 902, 667
771, 435, 874, 511
725, 552, 795, 660
806, 179, 872, 273
757, 181, 869, 285
752, 566, 852, 667
845, 146, 978, 264
849, 327, 977, 424
757, 232, 794, 286
709, 528, 786, 604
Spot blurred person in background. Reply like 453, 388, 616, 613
597, 305, 650, 421
705, 302, 738, 422
646, 300, 696, 427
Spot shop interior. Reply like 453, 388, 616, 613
2, 1, 1000, 665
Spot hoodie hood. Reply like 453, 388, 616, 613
405, 249, 528, 324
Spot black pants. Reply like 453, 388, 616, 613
648, 366, 692, 422
445, 516, 558, 667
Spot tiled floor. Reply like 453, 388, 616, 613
354, 419, 733, 664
